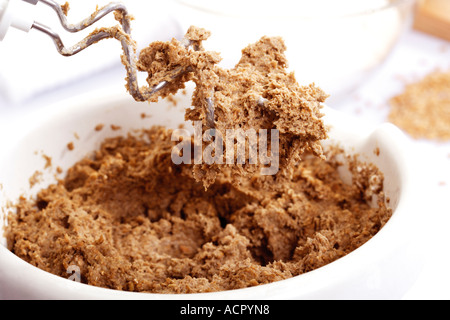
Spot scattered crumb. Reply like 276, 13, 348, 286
61, 2, 70, 16
166, 95, 178, 107
374, 147, 380, 156
42, 154, 52, 169
140, 113, 152, 119
110, 125, 122, 131
67, 142, 74, 151
28, 171, 43, 188
95, 124, 105, 132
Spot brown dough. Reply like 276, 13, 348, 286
136, 26, 328, 188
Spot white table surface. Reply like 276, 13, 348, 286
0, 11, 449, 299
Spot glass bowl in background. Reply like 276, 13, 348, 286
171, 0, 416, 104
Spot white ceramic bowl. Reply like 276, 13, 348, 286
0, 86, 424, 299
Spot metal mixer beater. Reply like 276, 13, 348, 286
0, 0, 216, 124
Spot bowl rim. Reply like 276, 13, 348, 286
0, 87, 419, 299
172, 0, 417, 20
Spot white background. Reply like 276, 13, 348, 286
0, 0, 449, 299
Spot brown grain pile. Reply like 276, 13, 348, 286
389, 70, 450, 141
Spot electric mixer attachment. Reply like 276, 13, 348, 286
0, 0, 216, 127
